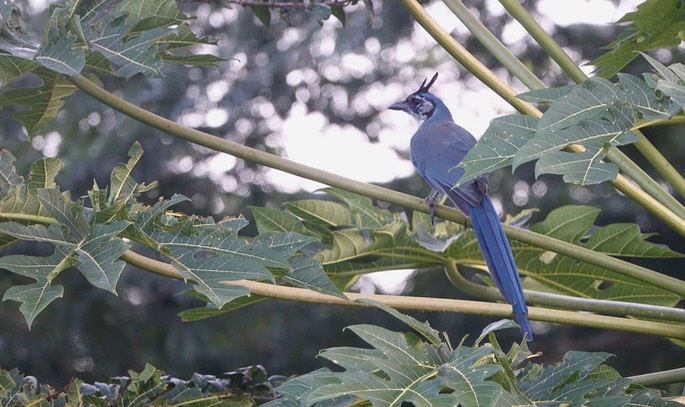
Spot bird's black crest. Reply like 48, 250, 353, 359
418, 73, 438, 94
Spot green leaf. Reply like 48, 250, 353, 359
283, 256, 346, 299
512, 78, 647, 184
317, 220, 443, 273
322, 187, 393, 228
3, 282, 64, 329
0, 247, 75, 328
250, 6, 271, 28
0, 54, 39, 87
305, 324, 503, 407
88, 13, 171, 78
616, 73, 673, 119
76, 221, 130, 293
357, 298, 443, 347
642, 53, 685, 109
0, 150, 23, 199
38, 188, 89, 241
458, 114, 536, 186
250, 206, 309, 235
251, 231, 317, 258
591, 0, 685, 78
0, 68, 77, 134
0, 156, 64, 247
517, 85, 574, 103
331, 6, 346, 26
151, 217, 287, 308
518, 205, 682, 305
178, 292, 265, 322
34, 32, 85, 75
519, 351, 613, 403
284, 199, 353, 228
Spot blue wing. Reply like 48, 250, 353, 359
410, 119, 534, 341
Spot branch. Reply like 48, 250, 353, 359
227, 0, 354, 9
443, 260, 685, 324
66, 73, 685, 299
121, 248, 685, 340
403, 0, 685, 236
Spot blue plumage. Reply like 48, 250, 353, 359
390, 73, 533, 341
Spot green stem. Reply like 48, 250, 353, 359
123, 249, 685, 340
606, 143, 685, 223
400, 0, 685, 238
441, 0, 545, 90
398, 0, 537, 114
629, 367, 685, 387
633, 130, 685, 201
444, 260, 685, 323
66, 74, 685, 299
498, 0, 587, 83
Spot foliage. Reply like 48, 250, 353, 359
458, 69, 681, 186
590, 0, 685, 78
0, 143, 343, 328
0, 0, 221, 134
1, 0, 685, 402
0, 362, 278, 406
264, 304, 681, 407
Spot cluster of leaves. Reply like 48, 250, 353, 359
244, 0, 355, 28
1, 142, 683, 329
0, 362, 282, 406
265, 303, 681, 407
0, 0, 222, 134
590, 0, 685, 78
249, 185, 682, 305
0, 142, 343, 327
458, 56, 685, 186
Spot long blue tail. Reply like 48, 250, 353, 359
469, 195, 533, 341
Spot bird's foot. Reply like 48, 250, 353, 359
425, 191, 440, 225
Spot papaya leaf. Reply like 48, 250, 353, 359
88, 13, 171, 78
178, 292, 265, 322
0, 149, 23, 198
0, 247, 74, 328
0, 68, 77, 135
518, 352, 614, 404
250, 206, 310, 235
517, 85, 575, 103
150, 217, 287, 308
75, 221, 131, 293
284, 256, 346, 299
250, 5, 271, 29
316, 220, 444, 274
0, 54, 39, 87
358, 298, 443, 347
34, 31, 85, 76
457, 114, 537, 187
590, 0, 685, 79
0, 156, 64, 247
301, 324, 503, 407
321, 187, 394, 228
283, 200, 353, 228
642, 53, 685, 109
463, 72, 676, 186
515, 205, 682, 306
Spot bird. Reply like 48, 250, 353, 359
389, 73, 533, 341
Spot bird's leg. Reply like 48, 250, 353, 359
425, 190, 440, 225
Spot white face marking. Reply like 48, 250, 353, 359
406, 95, 434, 121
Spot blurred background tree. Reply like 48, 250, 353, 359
0, 0, 684, 390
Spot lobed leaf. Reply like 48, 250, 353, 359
0, 68, 77, 135
590, 0, 685, 78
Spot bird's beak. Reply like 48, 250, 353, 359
389, 101, 408, 111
